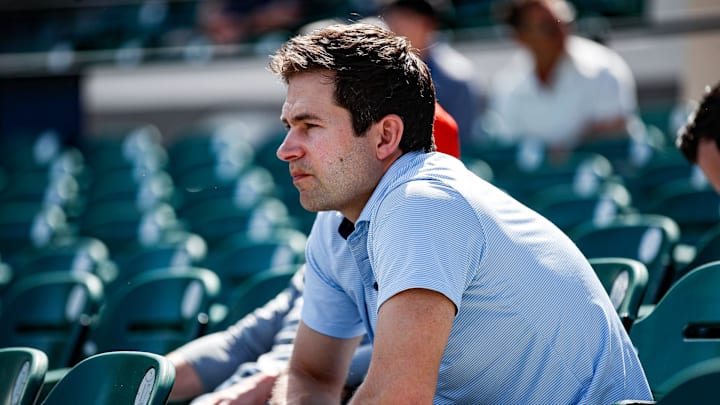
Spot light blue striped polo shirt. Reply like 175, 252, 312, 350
301, 151, 652, 404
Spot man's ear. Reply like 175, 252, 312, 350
375, 114, 403, 160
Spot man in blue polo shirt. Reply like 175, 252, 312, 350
269, 22, 651, 404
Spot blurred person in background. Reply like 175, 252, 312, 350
166, 268, 372, 405
198, 0, 304, 45
488, 0, 637, 161
197, 0, 345, 45
676, 81, 720, 192
379, 0, 485, 147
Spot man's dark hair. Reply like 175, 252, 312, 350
677, 82, 720, 163
269, 23, 436, 154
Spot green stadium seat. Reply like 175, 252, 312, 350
110, 230, 207, 285
0, 272, 104, 369
83, 267, 220, 357
653, 357, 720, 404
625, 149, 701, 211
0, 255, 12, 293
202, 229, 306, 300
167, 132, 255, 192
10, 236, 117, 284
533, 189, 634, 234
588, 257, 649, 331
571, 214, 680, 306
0, 347, 48, 405
210, 263, 301, 332
629, 261, 720, 400
0, 202, 72, 265
644, 181, 720, 246
180, 196, 294, 249
0, 130, 63, 173
575, 133, 662, 179
178, 165, 278, 211
86, 169, 176, 210
79, 125, 167, 176
670, 224, 720, 286
78, 201, 185, 256
40, 350, 175, 405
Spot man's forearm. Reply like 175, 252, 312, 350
270, 369, 342, 405
166, 352, 206, 401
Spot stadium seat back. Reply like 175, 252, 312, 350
572, 214, 680, 305
0, 347, 48, 405
40, 350, 175, 405
0, 272, 104, 369
655, 357, 720, 404
629, 261, 720, 399
85, 268, 220, 356
211, 264, 300, 332
588, 257, 649, 330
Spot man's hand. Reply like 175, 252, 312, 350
193, 372, 278, 405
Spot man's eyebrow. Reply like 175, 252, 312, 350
282, 112, 323, 125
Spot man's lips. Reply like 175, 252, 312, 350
290, 169, 311, 183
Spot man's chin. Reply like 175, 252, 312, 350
299, 198, 322, 213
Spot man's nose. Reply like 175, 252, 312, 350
276, 129, 303, 162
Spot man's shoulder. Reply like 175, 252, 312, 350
376, 154, 480, 214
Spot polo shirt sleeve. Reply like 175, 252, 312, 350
301, 218, 366, 339
369, 181, 485, 312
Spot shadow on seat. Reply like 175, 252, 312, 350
0, 347, 48, 405
40, 350, 175, 405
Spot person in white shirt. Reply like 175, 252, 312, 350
489, 0, 637, 160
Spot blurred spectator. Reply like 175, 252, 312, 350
676, 81, 720, 192
198, 0, 304, 45
379, 0, 486, 146
197, 0, 345, 45
488, 0, 637, 160
166, 268, 373, 405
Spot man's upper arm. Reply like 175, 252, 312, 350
351, 288, 456, 404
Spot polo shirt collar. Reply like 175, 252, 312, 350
335, 151, 428, 238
